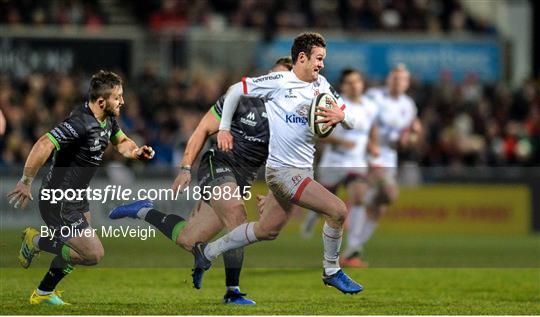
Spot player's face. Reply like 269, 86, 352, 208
341, 72, 364, 100
302, 46, 326, 82
104, 85, 124, 117
387, 70, 410, 95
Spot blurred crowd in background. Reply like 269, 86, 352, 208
1, 0, 537, 169
1, 68, 538, 168
1, 0, 497, 36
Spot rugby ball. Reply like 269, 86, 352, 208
308, 93, 337, 138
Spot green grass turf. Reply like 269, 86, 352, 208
1, 268, 539, 314
2, 227, 540, 268
1, 228, 539, 314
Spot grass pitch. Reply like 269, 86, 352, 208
1, 268, 539, 315
1, 228, 539, 315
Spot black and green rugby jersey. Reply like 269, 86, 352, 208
212, 94, 269, 168
42, 102, 124, 190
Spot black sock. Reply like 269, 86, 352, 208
37, 256, 74, 292
38, 237, 63, 255
144, 209, 185, 242
37, 237, 72, 263
224, 247, 244, 287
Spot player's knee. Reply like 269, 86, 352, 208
379, 185, 398, 203
176, 234, 193, 252
220, 201, 247, 229
255, 226, 280, 241
329, 200, 348, 224
263, 229, 280, 240
367, 208, 382, 221
223, 212, 247, 230
387, 189, 399, 203
82, 247, 104, 266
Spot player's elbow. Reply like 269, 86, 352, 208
37, 135, 56, 152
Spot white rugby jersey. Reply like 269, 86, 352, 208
240, 71, 351, 168
365, 87, 417, 167
319, 96, 379, 168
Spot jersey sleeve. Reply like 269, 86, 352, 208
364, 88, 381, 104
110, 118, 125, 142
409, 98, 418, 119
321, 80, 356, 129
46, 116, 86, 151
241, 72, 285, 99
328, 85, 346, 110
211, 94, 226, 120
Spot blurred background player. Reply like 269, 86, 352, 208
340, 64, 422, 267
109, 57, 293, 304
300, 68, 379, 269
7, 70, 154, 305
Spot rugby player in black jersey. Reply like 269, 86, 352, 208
8, 70, 155, 305
109, 57, 292, 305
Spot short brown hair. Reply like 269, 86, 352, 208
89, 70, 122, 101
339, 68, 363, 85
291, 32, 326, 64
274, 56, 293, 71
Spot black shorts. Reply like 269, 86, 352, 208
197, 149, 257, 202
39, 188, 90, 242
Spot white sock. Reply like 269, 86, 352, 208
204, 222, 258, 261
344, 205, 367, 258
137, 207, 152, 219
227, 286, 240, 292
32, 236, 41, 250
358, 217, 378, 246
322, 222, 342, 275
36, 288, 52, 296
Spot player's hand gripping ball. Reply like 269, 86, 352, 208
309, 93, 340, 137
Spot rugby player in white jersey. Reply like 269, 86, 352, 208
108, 58, 293, 304
190, 32, 363, 294
301, 68, 379, 268
346, 64, 422, 265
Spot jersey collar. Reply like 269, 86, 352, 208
85, 102, 107, 128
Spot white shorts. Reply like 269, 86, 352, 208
265, 166, 314, 202
369, 165, 398, 188
317, 166, 368, 189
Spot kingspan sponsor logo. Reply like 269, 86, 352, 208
285, 113, 308, 125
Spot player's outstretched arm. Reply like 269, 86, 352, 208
172, 110, 219, 192
318, 135, 356, 149
112, 134, 155, 161
7, 134, 55, 209
399, 118, 423, 149
217, 82, 243, 152
367, 124, 380, 157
